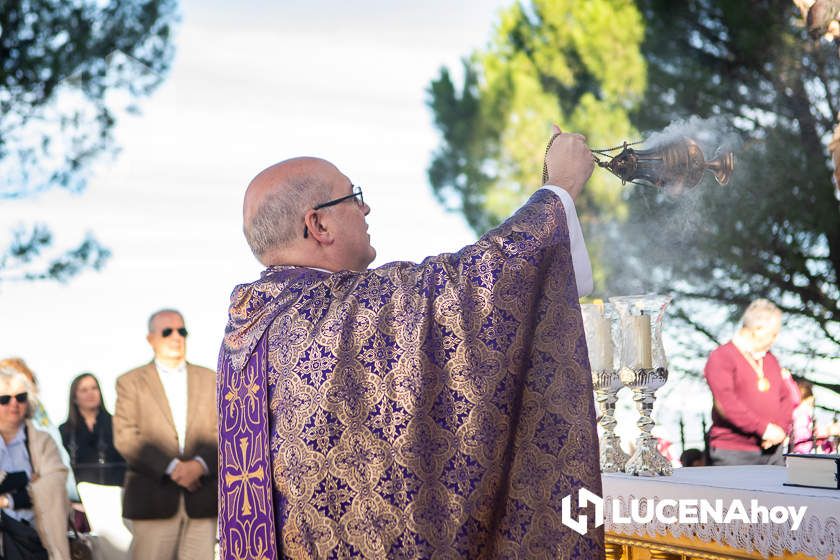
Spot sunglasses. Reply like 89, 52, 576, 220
0, 393, 27, 406
161, 327, 188, 338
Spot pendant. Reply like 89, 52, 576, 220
757, 377, 770, 392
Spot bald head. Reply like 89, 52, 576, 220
243, 157, 336, 263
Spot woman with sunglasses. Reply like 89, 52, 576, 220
59, 373, 126, 487
0, 364, 71, 559
0, 357, 79, 503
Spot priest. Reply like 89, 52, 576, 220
217, 128, 603, 558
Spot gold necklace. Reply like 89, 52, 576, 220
736, 347, 770, 392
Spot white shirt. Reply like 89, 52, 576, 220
155, 360, 188, 454
540, 185, 594, 297
155, 361, 207, 475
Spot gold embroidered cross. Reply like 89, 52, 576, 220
224, 437, 265, 516
224, 379, 259, 406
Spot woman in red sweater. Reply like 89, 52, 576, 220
704, 299, 796, 466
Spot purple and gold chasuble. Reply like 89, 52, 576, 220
218, 189, 603, 559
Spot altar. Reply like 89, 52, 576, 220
602, 466, 840, 559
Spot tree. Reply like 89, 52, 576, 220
0, 0, 178, 283
427, 0, 840, 379
610, 0, 840, 375
427, 0, 647, 288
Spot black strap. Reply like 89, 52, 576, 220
21, 423, 30, 462
14, 424, 34, 510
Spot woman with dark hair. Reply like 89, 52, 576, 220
58, 373, 126, 487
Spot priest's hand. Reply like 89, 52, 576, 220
170, 459, 204, 492
760, 422, 787, 449
543, 125, 594, 201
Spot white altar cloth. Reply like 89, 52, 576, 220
602, 466, 840, 559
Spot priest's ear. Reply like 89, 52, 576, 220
303, 209, 334, 245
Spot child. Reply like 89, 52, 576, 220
790, 379, 836, 454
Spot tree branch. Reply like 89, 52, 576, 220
672, 307, 721, 346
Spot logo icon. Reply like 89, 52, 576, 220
561, 488, 604, 535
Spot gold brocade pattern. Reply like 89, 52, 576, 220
220, 190, 603, 559
220, 341, 276, 560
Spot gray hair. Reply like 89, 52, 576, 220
148, 308, 184, 333
243, 172, 331, 260
0, 365, 36, 419
740, 299, 782, 330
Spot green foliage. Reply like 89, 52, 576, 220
427, 0, 647, 238
0, 0, 178, 284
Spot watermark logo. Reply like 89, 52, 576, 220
561, 489, 807, 535
561, 488, 604, 535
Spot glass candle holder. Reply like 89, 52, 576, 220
609, 294, 673, 476
581, 303, 629, 473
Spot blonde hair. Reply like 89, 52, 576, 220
0, 357, 37, 387
740, 299, 782, 330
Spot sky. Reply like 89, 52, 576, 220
0, 0, 509, 421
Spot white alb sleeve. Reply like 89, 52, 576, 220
538, 186, 593, 297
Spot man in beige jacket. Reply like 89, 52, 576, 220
114, 309, 217, 560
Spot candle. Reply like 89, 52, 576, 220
591, 315, 614, 371
581, 304, 614, 371
626, 314, 653, 369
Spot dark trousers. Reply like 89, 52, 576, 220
0, 511, 48, 560
710, 444, 785, 466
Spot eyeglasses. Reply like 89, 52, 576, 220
161, 327, 188, 338
0, 393, 27, 405
304, 185, 365, 239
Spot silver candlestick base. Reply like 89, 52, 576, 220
592, 369, 630, 473
620, 366, 672, 476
